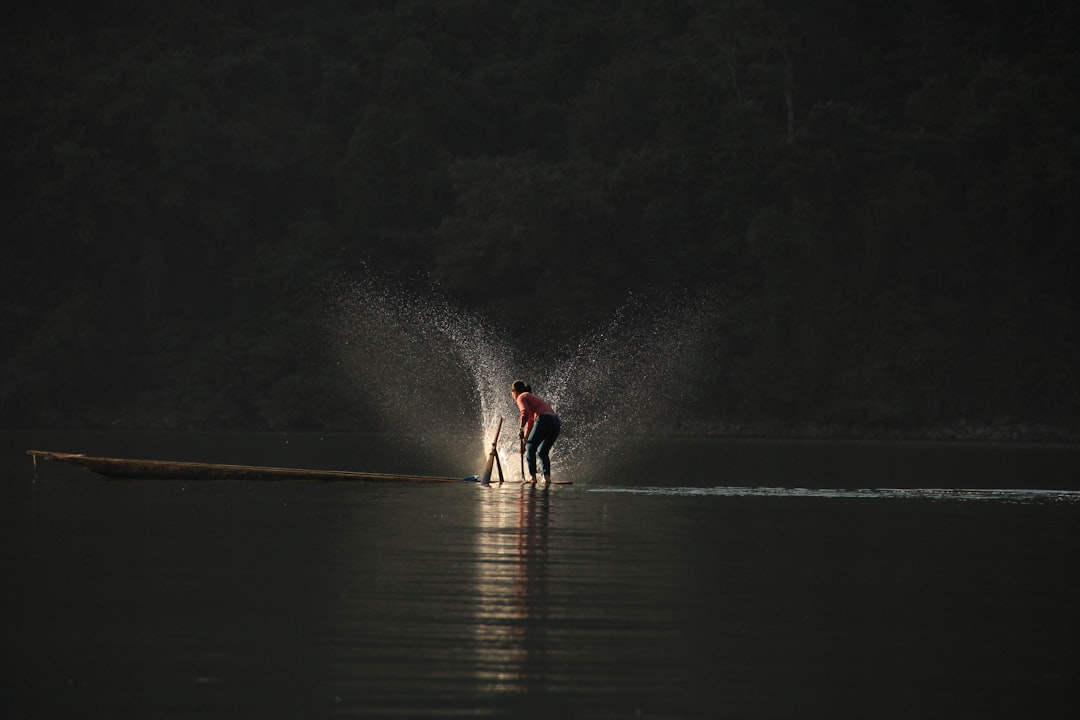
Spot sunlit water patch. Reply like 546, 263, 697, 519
588, 486, 1080, 504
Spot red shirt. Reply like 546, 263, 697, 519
516, 392, 555, 436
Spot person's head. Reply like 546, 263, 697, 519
510, 379, 532, 398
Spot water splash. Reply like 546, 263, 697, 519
523, 293, 717, 474
326, 273, 511, 465
327, 273, 718, 476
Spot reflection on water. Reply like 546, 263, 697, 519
474, 484, 550, 695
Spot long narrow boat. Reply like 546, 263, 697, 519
27, 449, 471, 483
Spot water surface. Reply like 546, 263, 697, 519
4, 433, 1079, 718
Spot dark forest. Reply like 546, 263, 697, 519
2, 0, 1078, 438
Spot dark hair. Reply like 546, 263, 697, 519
511, 380, 532, 394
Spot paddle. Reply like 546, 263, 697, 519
519, 430, 526, 481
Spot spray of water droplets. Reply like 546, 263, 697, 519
527, 294, 717, 475
326, 273, 512, 466
327, 274, 719, 478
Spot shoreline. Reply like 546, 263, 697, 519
658, 419, 1080, 444
5, 420, 1079, 445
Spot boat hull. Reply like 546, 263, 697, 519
27, 450, 467, 483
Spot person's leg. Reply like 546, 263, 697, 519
535, 416, 561, 480
525, 430, 539, 481
537, 438, 552, 477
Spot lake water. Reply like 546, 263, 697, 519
3, 432, 1079, 719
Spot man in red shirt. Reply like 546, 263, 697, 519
511, 380, 562, 484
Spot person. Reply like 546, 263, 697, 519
511, 380, 561, 484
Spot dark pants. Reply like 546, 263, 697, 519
526, 413, 561, 477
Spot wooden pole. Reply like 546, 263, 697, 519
478, 416, 503, 486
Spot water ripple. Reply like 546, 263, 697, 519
587, 486, 1080, 503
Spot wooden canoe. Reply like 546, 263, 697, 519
27, 450, 471, 483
